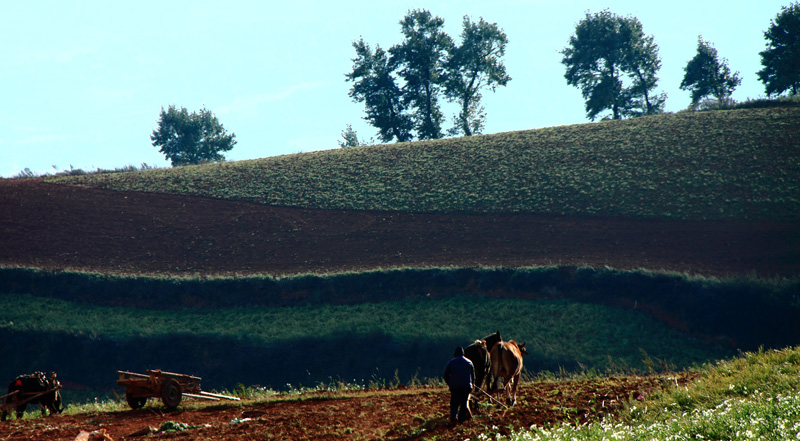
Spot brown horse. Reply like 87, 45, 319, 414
490, 340, 528, 406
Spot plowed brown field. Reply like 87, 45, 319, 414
1, 178, 798, 277
0, 374, 691, 441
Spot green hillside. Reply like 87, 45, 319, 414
55, 107, 800, 220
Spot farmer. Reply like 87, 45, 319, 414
443, 346, 475, 424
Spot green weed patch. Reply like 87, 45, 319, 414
503, 346, 800, 441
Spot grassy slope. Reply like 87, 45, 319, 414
508, 346, 800, 441
55, 107, 800, 220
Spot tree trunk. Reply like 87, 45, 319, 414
462, 75, 478, 136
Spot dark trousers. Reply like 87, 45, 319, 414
449, 387, 471, 422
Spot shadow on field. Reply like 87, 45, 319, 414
0, 329, 596, 402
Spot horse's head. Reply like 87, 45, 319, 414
482, 331, 502, 352
474, 339, 487, 349
518, 341, 528, 355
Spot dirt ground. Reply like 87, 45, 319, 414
1, 178, 798, 278
0, 374, 689, 441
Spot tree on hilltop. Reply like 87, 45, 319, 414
151, 105, 236, 167
680, 36, 742, 106
346, 39, 414, 143
390, 9, 453, 140
757, 2, 800, 96
346, 9, 511, 141
561, 10, 666, 120
444, 16, 510, 136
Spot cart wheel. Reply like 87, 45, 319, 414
126, 394, 148, 410
161, 378, 182, 409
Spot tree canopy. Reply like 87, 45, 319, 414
346, 9, 510, 142
561, 10, 665, 120
444, 16, 510, 136
346, 40, 413, 143
680, 36, 741, 105
757, 2, 800, 96
390, 9, 453, 140
151, 105, 236, 167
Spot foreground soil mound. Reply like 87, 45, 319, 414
0, 374, 687, 441
1, 178, 798, 277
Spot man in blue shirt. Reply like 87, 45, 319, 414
443, 346, 475, 423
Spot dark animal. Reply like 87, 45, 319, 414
464, 331, 502, 391
2, 372, 63, 421
481, 331, 502, 354
463, 340, 489, 391
490, 340, 528, 406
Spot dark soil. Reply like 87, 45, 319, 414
0, 374, 691, 441
1, 178, 798, 278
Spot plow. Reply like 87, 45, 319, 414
0, 386, 62, 420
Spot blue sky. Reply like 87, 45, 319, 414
0, 1, 790, 177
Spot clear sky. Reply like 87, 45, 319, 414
0, 1, 790, 178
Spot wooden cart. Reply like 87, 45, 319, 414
116, 369, 239, 410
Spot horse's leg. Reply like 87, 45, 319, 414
504, 375, 514, 405
510, 372, 521, 406
490, 368, 500, 393
53, 392, 63, 414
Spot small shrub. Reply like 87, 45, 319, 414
12, 168, 38, 178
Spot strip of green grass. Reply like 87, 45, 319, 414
0, 294, 728, 372
52, 107, 800, 220
3, 265, 797, 350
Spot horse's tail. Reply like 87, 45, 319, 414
490, 342, 507, 391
